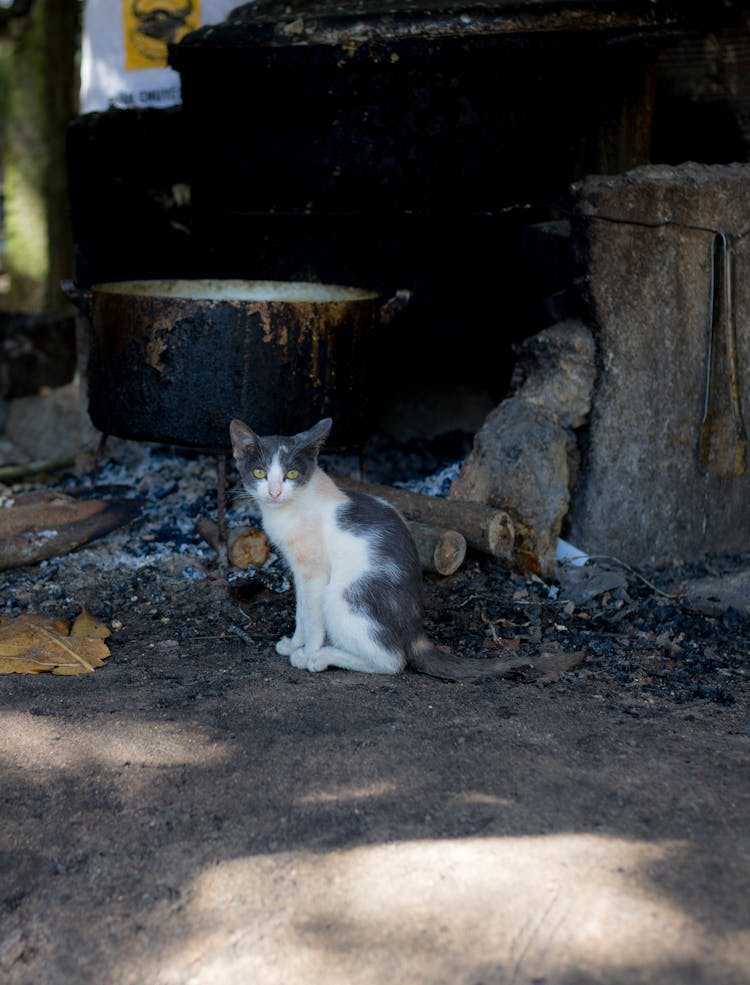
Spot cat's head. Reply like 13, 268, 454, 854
229, 418, 332, 508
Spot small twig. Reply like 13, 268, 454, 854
480, 605, 502, 643
227, 622, 256, 645
457, 593, 481, 608
0, 456, 74, 482
477, 605, 530, 640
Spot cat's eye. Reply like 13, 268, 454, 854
285, 469, 300, 480
253, 468, 267, 479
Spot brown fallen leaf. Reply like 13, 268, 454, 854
70, 606, 112, 639
527, 647, 584, 685
0, 611, 112, 675
481, 636, 521, 652
0, 612, 69, 635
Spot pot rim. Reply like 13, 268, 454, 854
90, 278, 380, 304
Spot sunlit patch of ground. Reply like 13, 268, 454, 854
135, 835, 745, 985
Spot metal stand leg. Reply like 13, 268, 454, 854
216, 452, 228, 570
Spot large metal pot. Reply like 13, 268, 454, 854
66, 279, 406, 448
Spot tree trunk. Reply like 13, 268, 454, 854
4, 0, 79, 314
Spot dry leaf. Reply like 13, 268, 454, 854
0, 612, 111, 675
70, 606, 111, 639
529, 647, 584, 685
0, 612, 69, 635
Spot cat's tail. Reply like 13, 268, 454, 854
407, 636, 523, 682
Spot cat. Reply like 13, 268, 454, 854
229, 416, 493, 680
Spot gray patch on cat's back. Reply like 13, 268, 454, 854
337, 490, 418, 571
338, 489, 424, 653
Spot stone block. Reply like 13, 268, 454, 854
567, 162, 750, 564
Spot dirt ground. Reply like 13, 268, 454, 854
1, 446, 749, 985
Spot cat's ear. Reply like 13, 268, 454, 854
229, 419, 259, 463
296, 418, 333, 452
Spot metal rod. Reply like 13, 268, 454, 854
700, 232, 747, 476
216, 452, 229, 569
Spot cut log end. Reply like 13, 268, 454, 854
196, 517, 270, 570
409, 521, 467, 576
229, 528, 271, 570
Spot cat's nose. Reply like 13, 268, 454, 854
269, 487, 281, 501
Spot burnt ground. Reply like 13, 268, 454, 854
1, 443, 749, 985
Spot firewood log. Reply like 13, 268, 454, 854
196, 517, 270, 569
331, 474, 515, 562
408, 521, 466, 576
0, 492, 138, 571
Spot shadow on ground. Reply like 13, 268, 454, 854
2, 603, 749, 985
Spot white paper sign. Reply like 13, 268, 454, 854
80, 0, 238, 112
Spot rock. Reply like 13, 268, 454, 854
567, 162, 750, 564
449, 320, 595, 577
450, 396, 577, 577
556, 562, 629, 605
0, 437, 27, 468
682, 569, 750, 618
512, 319, 596, 428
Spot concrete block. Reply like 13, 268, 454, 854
567, 162, 750, 564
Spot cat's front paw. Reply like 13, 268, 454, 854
288, 647, 308, 670
305, 650, 329, 673
289, 648, 327, 672
276, 635, 302, 657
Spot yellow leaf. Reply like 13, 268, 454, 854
70, 607, 112, 640
0, 656, 46, 674
0, 612, 111, 675
0, 612, 69, 635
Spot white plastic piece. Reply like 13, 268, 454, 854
556, 538, 589, 567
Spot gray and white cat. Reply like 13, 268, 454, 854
230, 417, 476, 679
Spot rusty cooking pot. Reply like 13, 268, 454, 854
65, 279, 408, 449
